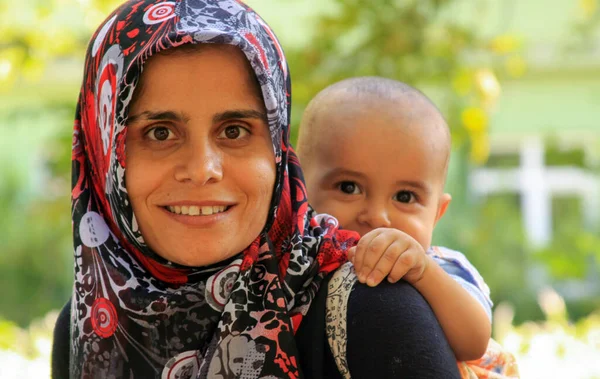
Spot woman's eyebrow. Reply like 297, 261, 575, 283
128, 110, 190, 123
212, 109, 268, 124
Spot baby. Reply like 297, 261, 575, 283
297, 77, 493, 362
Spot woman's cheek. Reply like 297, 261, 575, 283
253, 158, 276, 196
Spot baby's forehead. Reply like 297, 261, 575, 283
316, 94, 443, 140
309, 95, 450, 175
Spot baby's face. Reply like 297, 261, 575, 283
303, 103, 450, 251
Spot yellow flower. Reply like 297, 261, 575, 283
461, 107, 488, 134
475, 69, 501, 104
469, 132, 490, 164
0, 48, 24, 91
580, 0, 598, 17
489, 34, 522, 55
0, 60, 12, 81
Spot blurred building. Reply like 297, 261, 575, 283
462, 0, 600, 301
467, 0, 600, 248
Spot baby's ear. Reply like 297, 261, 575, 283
435, 193, 452, 224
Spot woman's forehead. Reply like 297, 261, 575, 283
131, 44, 264, 110
129, 48, 265, 117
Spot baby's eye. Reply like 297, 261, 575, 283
146, 126, 175, 141
219, 125, 250, 140
338, 181, 361, 195
393, 190, 415, 203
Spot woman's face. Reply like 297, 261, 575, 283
125, 45, 276, 267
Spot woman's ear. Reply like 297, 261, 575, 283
434, 193, 452, 225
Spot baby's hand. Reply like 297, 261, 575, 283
349, 228, 429, 287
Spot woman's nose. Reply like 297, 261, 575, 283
357, 202, 392, 230
174, 141, 223, 185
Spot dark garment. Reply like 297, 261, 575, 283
296, 278, 461, 379
345, 281, 460, 378
52, 300, 71, 379
54, 279, 460, 379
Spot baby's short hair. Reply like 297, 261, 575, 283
322, 76, 427, 102
297, 76, 451, 179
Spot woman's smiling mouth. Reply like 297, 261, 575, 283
165, 205, 230, 216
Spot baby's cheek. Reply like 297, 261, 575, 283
309, 195, 332, 214
323, 202, 355, 230
413, 222, 434, 251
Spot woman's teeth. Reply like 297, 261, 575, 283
167, 205, 228, 216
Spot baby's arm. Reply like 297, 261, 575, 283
351, 228, 491, 361
411, 255, 491, 361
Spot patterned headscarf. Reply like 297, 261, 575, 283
71, 1, 357, 377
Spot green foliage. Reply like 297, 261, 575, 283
0, 320, 19, 351
566, 0, 600, 52
434, 167, 543, 324
0, 0, 122, 326
0, 104, 73, 326
434, 145, 600, 324
0, 0, 124, 91
436, 186, 600, 324
534, 144, 600, 283
284, 0, 504, 152
535, 197, 600, 280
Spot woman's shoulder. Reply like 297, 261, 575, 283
297, 278, 426, 379
52, 299, 71, 379
333, 275, 461, 378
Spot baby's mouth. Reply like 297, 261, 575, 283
165, 205, 229, 216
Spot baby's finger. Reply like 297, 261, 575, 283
398, 248, 429, 284
386, 247, 417, 283
352, 229, 384, 278
348, 246, 356, 263
388, 246, 428, 284
359, 232, 402, 282
365, 241, 403, 287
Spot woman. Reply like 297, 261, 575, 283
52, 0, 461, 377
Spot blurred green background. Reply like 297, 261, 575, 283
1, 0, 600, 377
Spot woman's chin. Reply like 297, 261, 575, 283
152, 239, 242, 268
143, 207, 261, 267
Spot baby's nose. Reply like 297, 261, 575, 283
359, 205, 392, 230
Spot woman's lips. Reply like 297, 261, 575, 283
166, 204, 229, 216
159, 204, 235, 227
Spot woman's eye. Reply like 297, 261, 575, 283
393, 191, 415, 203
147, 126, 174, 141
338, 181, 360, 195
220, 125, 249, 140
